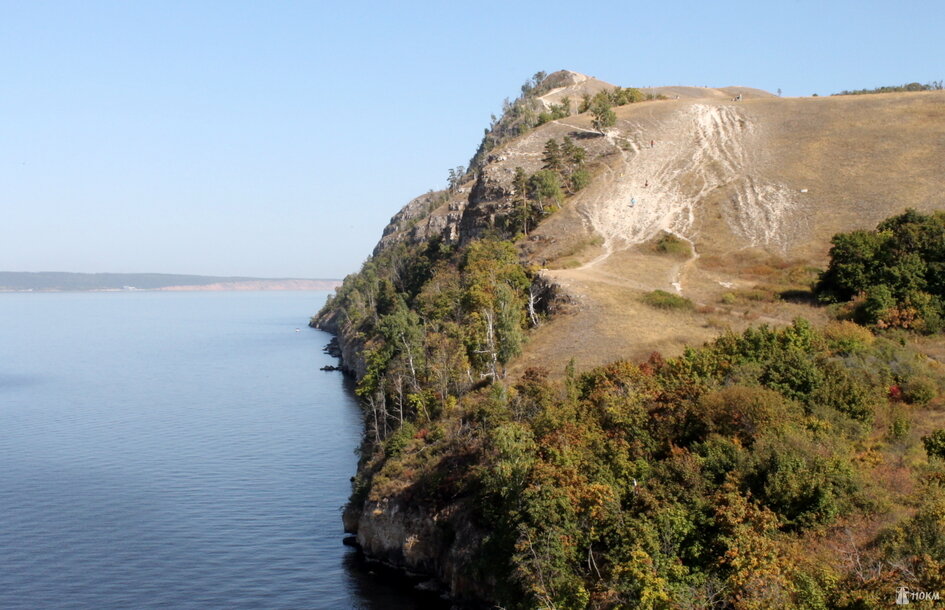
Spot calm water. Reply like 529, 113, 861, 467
0, 291, 437, 609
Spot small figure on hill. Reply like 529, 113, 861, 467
644, 179, 649, 188
630, 197, 636, 207
650, 139, 654, 148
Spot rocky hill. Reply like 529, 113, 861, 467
372, 73, 945, 372
315, 71, 945, 607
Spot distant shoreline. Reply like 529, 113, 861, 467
0, 281, 341, 293
0, 272, 341, 293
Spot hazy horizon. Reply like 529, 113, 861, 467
0, 270, 340, 280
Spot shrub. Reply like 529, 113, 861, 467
817, 210, 945, 332
642, 290, 693, 310
654, 233, 692, 257
752, 429, 862, 529
877, 486, 945, 589
887, 409, 911, 441
384, 422, 418, 458
696, 385, 799, 445
823, 320, 874, 354
761, 349, 824, 404
810, 360, 878, 423
922, 429, 945, 460
903, 376, 938, 406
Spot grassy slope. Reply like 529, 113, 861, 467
510, 90, 945, 375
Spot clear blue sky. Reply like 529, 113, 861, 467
2, 1, 941, 278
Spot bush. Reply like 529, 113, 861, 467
384, 422, 418, 458
887, 409, 911, 441
753, 429, 862, 530
761, 349, 824, 404
903, 376, 938, 406
696, 385, 799, 445
817, 210, 945, 332
823, 321, 874, 354
810, 360, 878, 423
642, 290, 693, 310
923, 429, 945, 460
877, 486, 945, 589
654, 233, 692, 257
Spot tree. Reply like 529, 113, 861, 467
527, 170, 563, 211
560, 96, 571, 115
377, 299, 425, 392
541, 139, 562, 172
579, 93, 592, 113
512, 166, 532, 235
462, 240, 530, 378
447, 166, 466, 192
816, 230, 889, 302
561, 136, 585, 165
560, 137, 588, 193
590, 97, 616, 134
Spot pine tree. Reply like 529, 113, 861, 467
512, 167, 531, 235
541, 139, 563, 172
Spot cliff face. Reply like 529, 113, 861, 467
343, 498, 492, 601
369, 165, 516, 257
372, 191, 467, 256
310, 305, 366, 379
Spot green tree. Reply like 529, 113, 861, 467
527, 170, 563, 211
541, 139, 563, 172
590, 96, 616, 133
462, 240, 531, 378
512, 166, 533, 235
447, 165, 466, 191
560, 96, 571, 115
579, 93, 592, 113
816, 230, 888, 302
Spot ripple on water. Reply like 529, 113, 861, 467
0, 292, 440, 609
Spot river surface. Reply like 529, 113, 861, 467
0, 291, 438, 609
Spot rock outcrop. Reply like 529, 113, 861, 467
342, 498, 492, 602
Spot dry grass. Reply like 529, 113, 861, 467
506, 90, 945, 377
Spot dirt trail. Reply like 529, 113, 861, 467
515, 91, 945, 375
536, 72, 589, 109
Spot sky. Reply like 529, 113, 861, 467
1, 1, 941, 279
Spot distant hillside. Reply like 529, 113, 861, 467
0, 272, 340, 292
